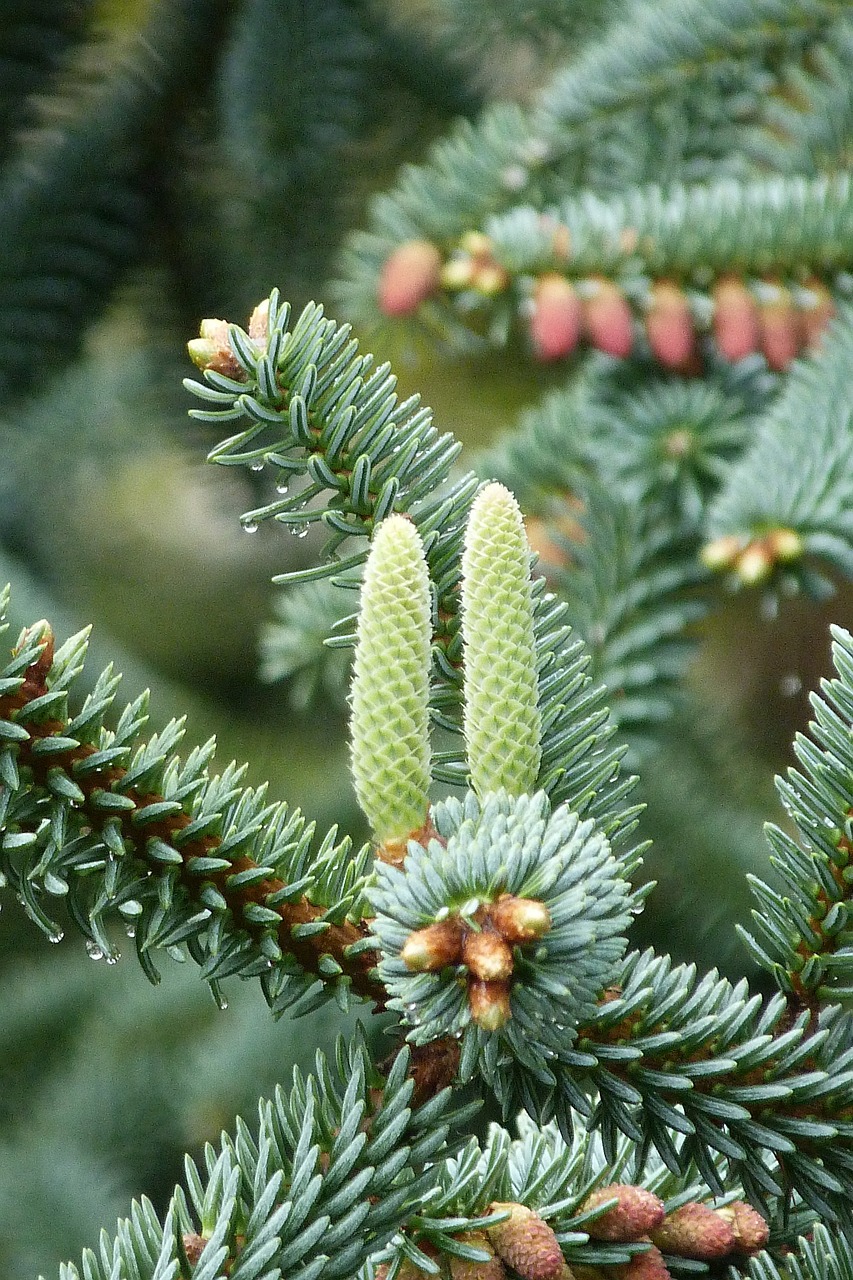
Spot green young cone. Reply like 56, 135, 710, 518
350, 514, 432, 843
461, 483, 542, 798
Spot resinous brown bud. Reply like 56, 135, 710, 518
463, 929, 514, 981
489, 895, 551, 942
468, 978, 512, 1030
401, 919, 465, 971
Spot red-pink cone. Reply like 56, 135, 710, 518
487, 1204, 564, 1280
712, 276, 759, 362
448, 1233, 508, 1280
582, 1185, 666, 1242
652, 1203, 735, 1261
582, 279, 634, 358
614, 1244, 671, 1280
716, 1202, 769, 1254
758, 286, 803, 370
530, 274, 582, 360
378, 240, 443, 316
645, 283, 695, 369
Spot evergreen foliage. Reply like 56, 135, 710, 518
7, 1, 853, 1277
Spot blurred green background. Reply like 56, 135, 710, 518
0, 1, 847, 1272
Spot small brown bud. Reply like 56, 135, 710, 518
758, 285, 803, 371
378, 817, 441, 868
712, 276, 759, 362
463, 928, 514, 982
249, 298, 270, 346
476, 263, 510, 295
488, 895, 552, 942
402, 919, 465, 971
460, 231, 494, 257
736, 542, 773, 585
530, 274, 582, 361
582, 1185, 666, 1242
582, 279, 634, 358
715, 1201, 769, 1254
187, 318, 245, 380
442, 257, 478, 290
468, 978, 512, 1030
378, 240, 442, 316
699, 534, 744, 571
614, 1244, 671, 1280
488, 1203, 564, 1280
183, 1232, 207, 1266
767, 527, 803, 562
448, 1232, 507, 1280
652, 1203, 736, 1261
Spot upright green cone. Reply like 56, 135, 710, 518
461, 483, 542, 798
350, 514, 432, 844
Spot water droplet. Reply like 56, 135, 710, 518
105, 952, 120, 966
125, 924, 136, 938
250, 460, 265, 472
779, 673, 802, 698
242, 520, 259, 534
48, 929, 65, 944
85, 940, 105, 961
290, 522, 309, 538
276, 480, 290, 495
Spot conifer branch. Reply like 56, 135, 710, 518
0, 0, 224, 400
741, 625, 853, 1010
335, 0, 852, 333
705, 302, 853, 587
0, 599, 383, 1012
185, 297, 640, 847
53, 1031, 471, 1280
363, 172, 851, 371
0, 0, 90, 163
